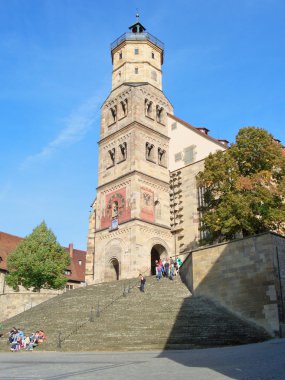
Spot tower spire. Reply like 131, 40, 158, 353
135, 9, 140, 22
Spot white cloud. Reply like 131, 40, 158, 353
21, 93, 103, 168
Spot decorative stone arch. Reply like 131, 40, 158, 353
104, 238, 126, 282
107, 257, 120, 281
146, 237, 170, 276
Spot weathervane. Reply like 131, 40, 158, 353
136, 9, 140, 21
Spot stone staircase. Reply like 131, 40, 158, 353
0, 275, 270, 351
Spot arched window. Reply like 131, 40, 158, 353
120, 99, 128, 116
154, 200, 161, 218
108, 148, 115, 167
118, 142, 127, 162
156, 105, 164, 124
158, 147, 167, 167
145, 99, 153, 118
146, 142, 155, 162
110, 106, 117, 123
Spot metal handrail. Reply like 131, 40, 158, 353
111, 32, 164, 51
58, 267, 151, 347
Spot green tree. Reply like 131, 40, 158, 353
6, 222, 70, 292
197, 127, 285, 244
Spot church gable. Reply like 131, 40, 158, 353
168, 114, 228, 171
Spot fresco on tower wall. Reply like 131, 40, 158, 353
100, 187, 131, 229
140, 187, 155, 222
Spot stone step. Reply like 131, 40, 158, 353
0, 275, 270, 352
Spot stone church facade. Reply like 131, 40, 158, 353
86, 20, 227, 284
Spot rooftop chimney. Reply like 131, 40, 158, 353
196, 127, 210, 135
218, 139, 229, 147
69, 243, 74, 258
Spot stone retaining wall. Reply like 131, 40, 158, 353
179, 232, 285, 336
0, 272, 84, 322
0, 292, 60, 322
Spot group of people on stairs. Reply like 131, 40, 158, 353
155, 256, 183, 280
139, 256, 183, 293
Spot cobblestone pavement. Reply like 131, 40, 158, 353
0, 339, 284, 380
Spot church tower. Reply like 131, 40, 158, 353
86, 18, 173, 283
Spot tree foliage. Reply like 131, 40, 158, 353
197, 127, 285, 244
6, 222, 70, 292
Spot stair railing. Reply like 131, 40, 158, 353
57, 266, 151, 348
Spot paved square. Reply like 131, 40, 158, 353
0, 339, 285, 379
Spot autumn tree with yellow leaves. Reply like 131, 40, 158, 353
197, 127, 285, 244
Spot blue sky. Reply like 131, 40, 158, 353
1, 0, 284, 249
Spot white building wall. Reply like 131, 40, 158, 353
168, 114, 226, 171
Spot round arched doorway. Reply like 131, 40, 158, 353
105, 257, 120, 281
150, 244, 168, 275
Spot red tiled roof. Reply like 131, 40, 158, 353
0, 232, 23, 271
65, 244, 86, 282
0, 231, 86, 283
168, 113, 229, 148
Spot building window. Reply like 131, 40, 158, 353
78, 260, 82, 266
134, 48, 139, 55
158, 147, 167, 167
118, 142, 127, 162
151, 70, 157, 81
65, 270, 71, 276
120, 99, 128, 117
171, 122, 177, 130
118, 71, 121, 81
65, 284, 74, 291
119, 51, 122, 59
146, 142, 155, 162
145, 99, 153, 118
175, 152, 182, 162
154, 200, 161, 218
135, 67, 139, 74
108, 148, 116, 167
152, 52, 155, 59
156, 105, 164, 124
110, 106, 117, 123
183, 146, 195, 165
